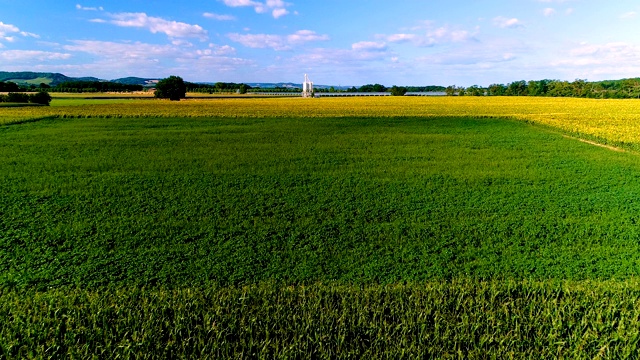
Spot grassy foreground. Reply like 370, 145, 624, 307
4, 116, 640, 288
4, 280, 640, 359
4, 104, 640, 356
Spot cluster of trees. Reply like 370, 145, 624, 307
315, 84, 446, 95
186, 81, 251, 94
52, 81, 143, 93
248, 86, 300, 93
0, 81, 22, 92
446, 78, 640, 99
155, 76, 186, 101
0, 91, 52, 105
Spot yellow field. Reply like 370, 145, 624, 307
4, 96, 640, 149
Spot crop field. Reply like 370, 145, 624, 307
4, 96, 640, 357
4, 96, 640, 149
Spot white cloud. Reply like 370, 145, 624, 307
620, 11, 637, 19
0, 22, 19, 37
221, 0, 292, 19
287, 30, 329, 44
272, 8, 289, 19
59, 39, 252, 79
0, 21, 39, 43
76, 4, 104, 11
493, 17, 524, 29
385, 33, 417, 43
20, 31, 40, 38
383, 23, 476, 47
289, 39, 394, 69
547, 41, 640, 80
351, 41, 387, 51
64, 40, 181, 59
199, 43, 237, 56
0, 50, 72, 61
543, 8, 556, 16
416, 47, 518, 66
203, 12, 236, 21
99, 13, 208, 40
228, 33, 288, 50
228, 30, 328, 50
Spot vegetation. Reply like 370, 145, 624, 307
0, 91, 52, 105
0, 71, 100, 87
52, 80, 143, 93
186, 81, 252, 94
5, 96, 640, 356
4, 280, 640, 358
0, 81, 21, 92
154, 75, 186, 100
4, 114, 640, 288
449, 77, 640, 98
5, 96, 640, 150
356, 83, 387, 92
389, 85, 408, 96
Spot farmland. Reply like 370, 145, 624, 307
4, 96, 640, 357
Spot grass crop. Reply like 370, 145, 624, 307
4, 280, 640, 358
3, 96, 640, 150
5, 100, 640, 356
3, 116, 640, 289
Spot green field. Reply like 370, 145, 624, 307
4, 104, 640, 357
6, 77, 52, 86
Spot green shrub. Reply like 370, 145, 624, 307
6, 92, 30, 103
28, 91, 52, 106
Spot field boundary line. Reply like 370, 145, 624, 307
562, 135, 626, 153
1, 116, 59, 126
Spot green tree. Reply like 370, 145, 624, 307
445, 85, 456, 96
6, 92, 30, 103
506, 80, 527, 96
466, 85, 484, 96
487, 84, 506, 96
155, 76, 186, 101
527, 80, 549, 96
28, 91, 52, 106
390, 86, 407, 96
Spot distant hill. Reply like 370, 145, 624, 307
0, 71, 442, 90
0, 72, 163, 87
245, 82, 351, 90
111, 77, 160, 87
0, 72, 102, 87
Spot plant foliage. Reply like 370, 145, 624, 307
154, 75, 186, 101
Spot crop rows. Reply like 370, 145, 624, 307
3, 280, 640, 359
4, 100, 640, 356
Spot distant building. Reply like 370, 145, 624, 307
302, 74, 314, 97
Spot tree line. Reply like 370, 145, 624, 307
446, 78, 640, 98
0, 91, 52, 105
52, 81, 143, 93
186, 82, 252, 94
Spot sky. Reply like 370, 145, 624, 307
1, 1, 640, 86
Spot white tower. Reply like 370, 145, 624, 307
302, 74, 314, 97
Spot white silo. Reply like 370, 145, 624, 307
302, 74, 314, 97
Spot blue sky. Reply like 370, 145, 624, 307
1, 1, 640, 86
